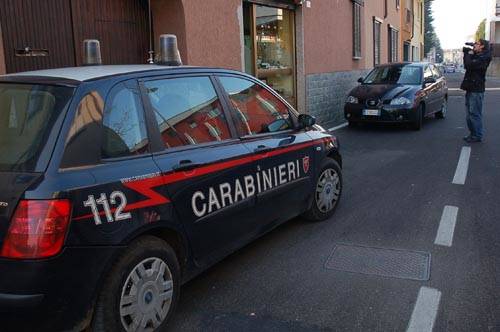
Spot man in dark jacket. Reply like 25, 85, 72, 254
460, 39, 492, 143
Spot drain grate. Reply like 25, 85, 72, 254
325, 244, 431, 281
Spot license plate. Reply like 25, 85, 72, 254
363, 109, 380, 116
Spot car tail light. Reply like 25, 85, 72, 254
1, 200, 72, 259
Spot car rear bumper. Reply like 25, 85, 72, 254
0, 293, 44, 309
0, 246, 123, 332
344, 104, 418, 123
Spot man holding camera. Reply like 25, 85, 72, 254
460, 39, 492, 143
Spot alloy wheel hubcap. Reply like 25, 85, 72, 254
120, 257, 173, 332
316, 168, 340, 213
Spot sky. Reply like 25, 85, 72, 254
432, 0, 494, 50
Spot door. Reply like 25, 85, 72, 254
71, 0, 149, 66
422, 65, 439, 113
0, 0, 76, 73
67, 80, 166, 245
141, 75, 259, 263
217, 75, 316, 226
430, 64, 446, 109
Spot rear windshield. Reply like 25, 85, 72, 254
363, 65, 422, 85
0, 83, 74, 172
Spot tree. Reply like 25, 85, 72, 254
475, 19, 486, 41
424, 0, 443, 61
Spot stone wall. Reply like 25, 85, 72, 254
306, 69, 369, 129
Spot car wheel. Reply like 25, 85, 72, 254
412, 104, 423, 130
435, 99, 447, 119
91, 236, 180, 332
303, 158, 342, 222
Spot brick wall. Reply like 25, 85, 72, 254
306, 69, 369, 128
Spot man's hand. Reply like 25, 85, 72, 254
463, 47, 473, 53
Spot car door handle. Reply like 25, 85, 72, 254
172, 160, 203, 171
254, 145, 274, 153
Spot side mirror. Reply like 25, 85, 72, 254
423, 77, 436, 85
298, 114, 316, 129
357, 77, 364, 83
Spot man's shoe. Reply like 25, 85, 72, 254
464, 136, 482, 143
463, 135, 472, 142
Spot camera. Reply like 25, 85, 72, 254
463, 42, 474, 53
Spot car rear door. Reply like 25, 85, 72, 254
141, 74, 261, 263
216, 75, 316, 226
62, 80, 168, 245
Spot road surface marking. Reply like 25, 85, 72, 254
328, 122, 348, 132
448, 88, 500, 91
407, 287, 442, 332
452, 146, 471, 185
434, 206, 459, 247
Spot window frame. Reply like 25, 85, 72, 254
100, 79, 152, 162
373, 17, 383, 66
388, 26, 399, 63
353, 1, 362, 59
213, 73, 300, 140
138, 73, 240, 156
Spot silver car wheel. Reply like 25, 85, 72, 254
120, 257, 173, 332
316, 168, 341, 213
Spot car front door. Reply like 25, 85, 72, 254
217, 75, 317, 228
141, 75, 262, 264
430, 64, 447, 110
423, 65, 439, 113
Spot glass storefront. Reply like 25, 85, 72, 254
243, 3, 296, 106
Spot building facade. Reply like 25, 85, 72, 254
0, 0, 407, 128
400, 0, 424, 62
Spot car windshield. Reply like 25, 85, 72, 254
0, 83, 74, 172
362, 65, 422, 85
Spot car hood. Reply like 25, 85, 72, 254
350, 84, 417, 101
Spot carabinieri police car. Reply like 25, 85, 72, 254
0, 37, 342, 332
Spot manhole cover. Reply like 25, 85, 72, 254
325, 244, 431, 281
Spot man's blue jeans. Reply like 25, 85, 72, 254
465, 91, 484, 140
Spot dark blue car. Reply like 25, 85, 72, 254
0, 64, 342, 331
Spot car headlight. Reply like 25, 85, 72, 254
346, 96, 358, 104
390, 97, 412, 106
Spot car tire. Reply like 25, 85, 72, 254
348, 120, 357, 127
91, 236, 180, 332
412, 104, 423, 131
435, 99, 447, 119
303, 158, 342, 222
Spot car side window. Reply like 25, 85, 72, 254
218, 76, 292, 136
61, 91, 105, 168
101, 83, 149, 159
430, 65, 441, 78
424, 66, 433, 80
144, 76, 231, 149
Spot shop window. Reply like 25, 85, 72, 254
144, 77, 231, 149
243, 4, 296, 106
353, 2, 362, 59
218, 76, 292, 136
102, 83, 149, 159
373, 18, 382, 65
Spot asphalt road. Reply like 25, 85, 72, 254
167, 73, 500, 332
